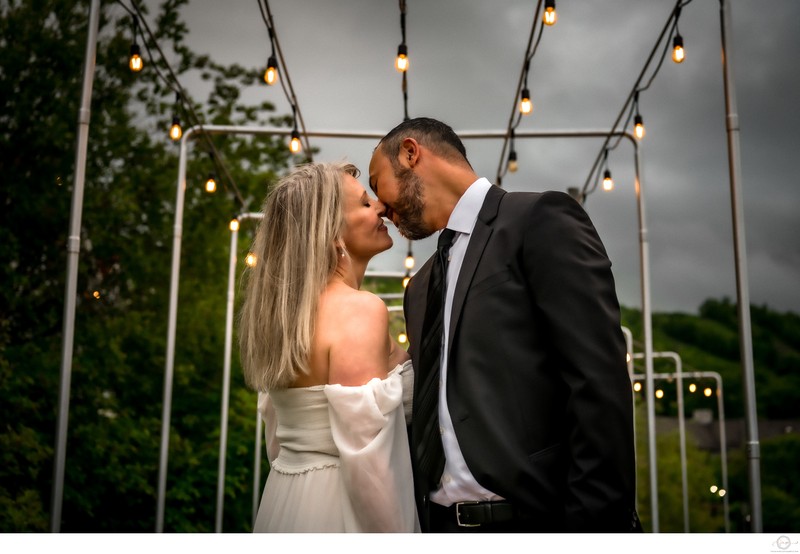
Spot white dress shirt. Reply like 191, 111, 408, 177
429, 177, 504, 506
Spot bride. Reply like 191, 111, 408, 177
238, 161, 419, 532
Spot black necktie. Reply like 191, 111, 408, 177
414, 228, 456, 491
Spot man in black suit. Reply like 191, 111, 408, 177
368, 117, 641, 532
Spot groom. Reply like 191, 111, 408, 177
368, 117, 641, 532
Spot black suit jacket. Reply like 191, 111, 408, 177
404, 186, 639, 532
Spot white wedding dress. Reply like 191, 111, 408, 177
253, 360, 419, 533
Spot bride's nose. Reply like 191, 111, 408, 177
373, 198, 387, 217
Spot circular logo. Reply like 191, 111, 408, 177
776, 536, 791, 550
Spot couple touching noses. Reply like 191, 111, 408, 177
239, 117, 641, 533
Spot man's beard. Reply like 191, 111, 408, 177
393, 167, 433, 240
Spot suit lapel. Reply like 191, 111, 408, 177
447, 185, 505, 347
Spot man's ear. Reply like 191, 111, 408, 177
400, 137, 420, 168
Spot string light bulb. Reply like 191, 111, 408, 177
634, 114, 646, 140
602, 169, 614, 191
245, 253, 257, 267
543, 0, 557, 26
169, 115, 182, 141
672, 34, 685, 63
403, 273, 411, 288
229, 219, 240, 232
205, 173, 217, 193
404, 252, 415, 270
519, 87, 533, 115
398, 332, 408, 344
508, 149, 518, 173
128, 16, 143, 72
129, 43, 143, 72
264, 55, 278, 85
289, 129, 302, 153
169, 92, 182, 141
395, 44, 409, 73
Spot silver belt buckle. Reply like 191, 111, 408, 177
456, 501, 481, 527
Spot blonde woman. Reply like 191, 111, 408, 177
239, 162, 418, 532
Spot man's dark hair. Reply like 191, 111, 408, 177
378, 117, 471, 169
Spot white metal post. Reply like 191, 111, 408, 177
51, 0, 100, 533
718, 0, 761, 532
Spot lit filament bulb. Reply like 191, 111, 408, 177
205, 174, 217, 193
672, 35, 685, 63
264, 56, 278, 85
289, 130, 302, 153
404, 253, 415, 270
245, 253, 257, 267
395, 44, 409, 73
543, 0, 557, 25
655, 389, 664, 399
169, 116, 182, 141
704, 387, 712, 397
508, 150, 518, 173
633, 382, 642, 392
229, 219, 240, 232
402, 275, 411, 288
519, 88, 533, 115
689, 383, 697, 393
129, 43, 143, 72
602, 169, 614, 191
398, 332, 408, 344
634, 114, 645, 140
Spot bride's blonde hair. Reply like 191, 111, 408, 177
238, 162, 359, 390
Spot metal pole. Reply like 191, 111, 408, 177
667, 352, 688, 533
50, 0, 100, 533
627, 136, 659, 532
216, 212, 262, 531
155, 126, 195, 532
718, 0, 761, 532
214, 224, 239, 532
634, 351, 688, 532
713, 372, 730, 532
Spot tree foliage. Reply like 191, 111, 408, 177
1, 0, 297, 532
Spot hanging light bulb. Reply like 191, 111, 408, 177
672, 34, 685, 63
398, 332, 408, 344
205, 173, 217, 193
402, 274, 411, 288
245, 253, 257, 267
508, 150, 519, 173
395, 43, 409, 73
404, 251, 415, 270
229, 219, 240, 232
169, 115, 182, 141
129, 43, 143, 72
519, 88, 533, 115
602, 169, 614, 191
289, 129, 302, 153
543, 0, 557, 26
264, 55, 278, 85
129, 16, 143, 72
634, 114, 646, 140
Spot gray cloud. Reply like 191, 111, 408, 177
184, 0, 800, 314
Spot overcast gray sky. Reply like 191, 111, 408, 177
182, 0, 800, 315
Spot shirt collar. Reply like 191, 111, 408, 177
446, 177, 493, 235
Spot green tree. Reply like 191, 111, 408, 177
1, 0, 294, 531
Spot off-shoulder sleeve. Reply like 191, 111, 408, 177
324, 367, 420, 532
257, 391, 280, 464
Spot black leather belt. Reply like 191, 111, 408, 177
432, 500, 518, 527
